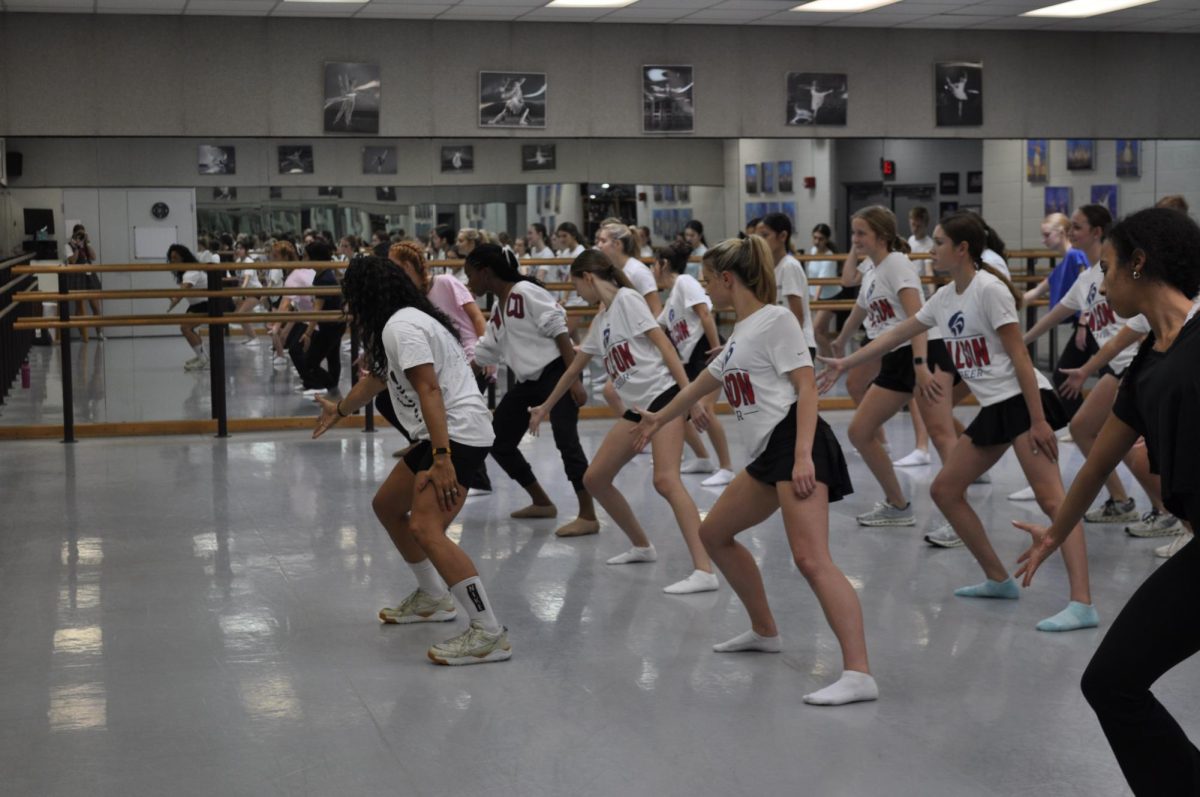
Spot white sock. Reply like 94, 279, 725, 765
407, 558, 447, 598
663, 569, 719, 594
606, 545, 657, 565
803, 670, 879, 706
712, 629, 781, 653
450, 576, 501, 634
191, 343, 205, 357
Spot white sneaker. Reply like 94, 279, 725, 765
1155, 533, 1193, 559
663, 570, 719, 594
892, 448, 931, 468
466, 487, 491, 498
1126, 510, 1184, 538
680, 457, 716, 474
701, 468, 736, 488
924, 523, 964, 548
856, 501, 915, 527
184, 355, 209, 371
1058, 431, 1074, 443
1008, 486, 1037, 501
301, 387, 326, 397
606, 545, 657, 565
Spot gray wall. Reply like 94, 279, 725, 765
3, 14, 1200, 139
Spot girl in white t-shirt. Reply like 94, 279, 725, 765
233, 241, 264, 345
807, 223, 842, 358
822, 207, 960, 529
465, 245, 599, 538
1022, 204, 1161, 527
312, 255, 510, 666
654, 243, 735, 487
528, 250, 718, 594
683, 220, 708, 279
819, 212, 1097, 633
756, 213, 815, 356
165, 244, 214, 371
633, 237, 874, 706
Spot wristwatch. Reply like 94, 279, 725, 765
913, 357, 926, 365
432, 446, 452, 457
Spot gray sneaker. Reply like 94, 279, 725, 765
1084, 497, 1139, 524
856, 501, 915, 527
1155, 533, 1193, 559
924, 523, 964, 548
1125, 510, 1184, 538
379, 589, 457, 625
428, 621, 512, 666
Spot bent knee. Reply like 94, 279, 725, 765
792, 552, 832, 581
930, 475, 964, 508
582, 467, 608, 496
847, 420, 875, 449
652, 473, 681, 497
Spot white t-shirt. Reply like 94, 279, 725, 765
907, 235, 934, 254
639, 245, 654, 258
807, 247, 840, 300
981, 249, 1012, 279
916, 270, 1052, 406
856, 252, 938, 349
1060, 264, 1139, 373
557, 244, 585, 259
581, 287, 675, 409
775, 253, 816, 351
685, 244, 708, 278
1125, 314, 1151, 335
381, 308, 495, 449
707, 304, 813, 459
529, 244, 555, 259
474, 280, 568, 383
622, 256, 658, 298
237, 257, 262, 289
181, 269, 208, 305
658, 273, 711, 360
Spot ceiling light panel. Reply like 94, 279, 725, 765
1023, 0, 1159, 17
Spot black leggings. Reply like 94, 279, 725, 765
1081, 493, 1200, 796
1052, 324, 1096, 419
491, 358, 589, 493
294, 322, 344, 390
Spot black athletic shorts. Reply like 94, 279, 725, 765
926, 339, 962, 386
402, 439, 491, 490
873, 344, 917, 393
964, 389, 1070, 447
622, 384, 680, 423
744, 404, 853, 501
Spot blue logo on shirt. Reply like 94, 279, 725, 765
949, 311, 966, 336
723, 340, 735, 365
603, 327, 610, 349
668, 309, 676, 322
1087, 283, 1098, 306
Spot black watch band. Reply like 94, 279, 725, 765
913, 357, 926, 365
432, 446, 452, 457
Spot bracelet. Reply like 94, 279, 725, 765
335, 400, 349, 418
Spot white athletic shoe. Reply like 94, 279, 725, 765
856, 501, 915, 527
892, 448, 931, 468
663, 570, 719, 594
1125, 510, 1184, 538
301, 387, 326, 397
184, 355, 209, 371
1008, 486, 1037, 501
701, 469, 736, 488
606, 545, 658, 565
924, 523, 964, 548
1155, 533, 1193, 559
379, 589, 457, 624
1084, 497, 1139, 524
466, 487, 492, 499
680, 457, 716, 474
427, 621, 512, 666
1058, 431, 1074, 444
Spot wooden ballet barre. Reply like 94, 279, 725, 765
16, 286, 344, 302
14, 311, 344, 330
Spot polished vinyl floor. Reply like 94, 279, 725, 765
1, 412, 1191, 796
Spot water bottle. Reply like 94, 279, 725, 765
21, 360, 31, 389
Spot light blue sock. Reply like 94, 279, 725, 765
1036, 601, 1099, 632
954, 577, 1020, 599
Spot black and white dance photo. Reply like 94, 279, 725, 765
441, 145, 474, 174
643, 65, 694, 133
323, 62, 381, 134
362, 146, 396, 175
197, 145, 235, 175
278, 145, 314, 175
935, 61, 982, 126
786, 72, 847, 126
522, 144, 556, 172
479, 71, 546, 128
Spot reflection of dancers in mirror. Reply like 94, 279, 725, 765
325, 73, 380, 129
634, 237, 875, 706
945, 72, 979, 121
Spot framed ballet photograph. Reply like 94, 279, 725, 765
935, 61, 982, 127
362, 146, 397, 175
1067, 139, 1095, 171
213, 186, 236, 201
269, 186, 283, 200
197, 145, 236, 175
1026, 139, 1048, 184
745, 163, 758, 195
761, 162, 775, 194
967, 171, 983, 193
278, 145, 313, 175
318, 186, 343, 198
323, 62, 380, 134
1116, 140, 1141, 177
678, 185, 690, 202
1044, 186, 1072, 217
376, 186, 397, 202
480, 71, 546, 128
653, 185, 663, 202
781, 201, 797, 226
1091, 184, 1118, 217
522, 144, 556, 172
939, 201, 959, 217
441, 146, 474, 174
786, 72, 847, 126
643, 65, 694, 133
939, 172, 960, 195
663, 184, 675, 202
778, 161, 794, 193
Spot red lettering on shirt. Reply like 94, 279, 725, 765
604, 341, 635, 379
490, 307, 503, 329
723, 371, 756, 408
867, 299, 896, 327
953, 337, 992, 370
668, 319, 690, 347
1087, 302, 1116, 332
506, 293, 526, 319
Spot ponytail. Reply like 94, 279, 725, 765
760, 212, 796, 256
570, 249, 635, 290
852, 205, 903, 253
703, 236, 776, 305
465, 243, 543, 287
940, 211, 1023, 309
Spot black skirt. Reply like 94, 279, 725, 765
682, 333, 724, 381
622, 384, 680, 423
964, 389, 1070, 447
402, 440, 491, 490
745, 403, 854, 502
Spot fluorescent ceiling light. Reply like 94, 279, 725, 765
1023, 0, 1158, 17
792, 0, 902, 11
546, 0, 639, 8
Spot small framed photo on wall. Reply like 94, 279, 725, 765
643, 65, 694, 133
1091, 185, 1118, 217
761, 162, 775, 194
1067, 139, 1095, 171
1027, 140, 1048, 184
939, 172, 960, 194
778, 161, 794, 192
480, 71, 547, 128
786, 73, 847, 126
441, 146, 474, 174
935, 61, 982, 127
1116, 140, 1141, 177
324, 62, 380, 134
967, 171, 983, 193
1045, 186, 1072, 217
745, 163, 758, 195
522, 144, 556, 172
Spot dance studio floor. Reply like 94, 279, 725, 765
1, 413, 1190, 796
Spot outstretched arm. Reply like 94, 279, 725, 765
817, 315, 931, 393
1022, 302, 1074, 345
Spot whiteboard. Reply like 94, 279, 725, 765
133, 226, 178, 260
